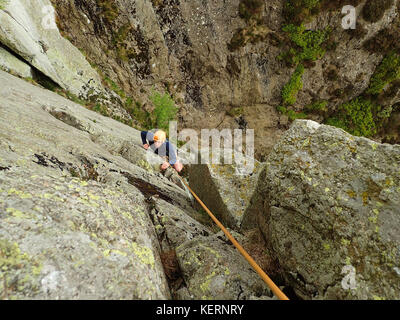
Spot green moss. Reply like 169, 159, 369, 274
227, 107, 244, 117
325, 117, 347, 131
282, 64, 305, 106
305, 100, 328, 113
323, 243, 331, 250
367, 52, 400, 95
282, 24, 330, 66
326, 98, 381, 137
287, 109, 308, 121
277, 106, 287, 114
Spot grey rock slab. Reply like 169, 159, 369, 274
253, 119, 400, 300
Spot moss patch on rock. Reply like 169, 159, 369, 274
279, 24, 331, 67
367, 52, 400, 95
325, 97, 386, 137
282, 64, 305, 106
0, 239, 42, 299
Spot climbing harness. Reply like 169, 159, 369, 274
179, 177, 290, 301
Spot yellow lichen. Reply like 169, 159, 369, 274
5, 207, 37, 220
131, 242, 155, 267
200, 271, 216, 293
341, 238, 350, 246
0, 239, 42, 297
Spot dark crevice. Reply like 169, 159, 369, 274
146, 199, 187, 298
269, 273, 302, 300
0, 42, 61, 91
121, 171, 174, 204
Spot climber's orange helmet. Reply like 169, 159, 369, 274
153, 130, 167, 144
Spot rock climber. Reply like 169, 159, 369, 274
141, 129, 183, 173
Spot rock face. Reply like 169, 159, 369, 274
250, 119, 400, 300
0, 69, 273, 300
50, 0, 291, 156
0, 70, 176, 299
50, 0, 400, 156
0, 0, 104, 99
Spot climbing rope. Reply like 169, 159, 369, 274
180, 178, 290, 301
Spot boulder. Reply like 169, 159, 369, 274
251, 119, 400, 300
176, 231, 273, 300
0, 0, 103, 99
189, 150, 263, 230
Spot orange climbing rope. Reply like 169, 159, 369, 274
180, 178, 290, 301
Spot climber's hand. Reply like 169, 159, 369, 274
174, 161, 183, 173
161, 162, 170, 171
143, 144, 150, 150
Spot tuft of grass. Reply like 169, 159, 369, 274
149, 90, 178, 131
103, 76, 126, 99
112, 24, 135, 62
93, 103, 110, 117
96, 0, 119, 23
